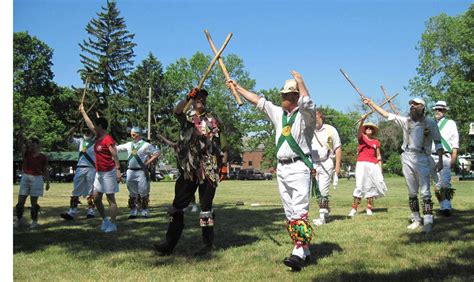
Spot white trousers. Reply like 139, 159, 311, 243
72, 167, 96, 197
126, 169, 150, 197
431, 154, 452, 189
313, 158, 334, 197
353, 161, 387, 198
276, 160, 311, 221
401, 152, 432, 200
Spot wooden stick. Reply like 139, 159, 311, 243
65, 101, 97, 138
380, 85, 399, 115
354, 93, 399, 125
80, 77, 90, 105
183, 32, 233, 112
204, 29, 243, 106
339, 68, 367, 99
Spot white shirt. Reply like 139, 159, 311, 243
117, 139, 159, 169
387, 113, 443, 153
431, 117, 459, 153
256, 95, 316, 159
72, 137, 96, 167
311, 124, 341, 161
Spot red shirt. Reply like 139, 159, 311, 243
23, 151, 48, 176
357, 135, 380, 164
94, 134, 116, 172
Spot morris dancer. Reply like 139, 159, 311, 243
60, 128, 96, 220
117, 127, 160, 218
363, 97, 443, 233
154, 88, 227, 256
226, 70, 316, 271
348, 118, 387, 217
15, 136, 50, 229
79, 104, 121, 233
431, 101, 459, 216
311, 110, 342, 225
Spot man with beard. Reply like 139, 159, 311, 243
154, 88, 227, 256
363, 97, 443, 233
117, 127, 160, 219
431, 101, 459, 216
226, 71, 316, 271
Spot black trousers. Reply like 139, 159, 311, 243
164, 175, 216, 250
172, 175, 216, 212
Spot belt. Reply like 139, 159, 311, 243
404, 148, 424, 153
128, 167, 143, 171
76, 165, 94, 168
278, 155, 310, 165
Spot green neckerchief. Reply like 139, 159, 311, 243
79, 138, 95, 166
127, 140, 146, 168
276, 110, 313, 170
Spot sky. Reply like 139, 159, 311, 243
13, 0, 472, 113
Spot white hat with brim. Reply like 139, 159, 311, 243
432, 100, 449, 111
408, 98, 426, 107
280, 79, 300, 94
131, 127, 142, 134
363, 122, 379, 135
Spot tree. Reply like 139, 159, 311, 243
78, 0, 136, 140
407, 4, 474, 151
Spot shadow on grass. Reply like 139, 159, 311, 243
307, 242, 343, 266
13, 204, 288, 259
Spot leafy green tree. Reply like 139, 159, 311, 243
407, 4, 474, 151
78, 0, 136, 140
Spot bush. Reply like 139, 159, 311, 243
384, 153, 403, 176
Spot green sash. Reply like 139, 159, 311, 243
276, 110, 313, 170
79, 139, 95, 166
438, 118, 452, 153
127, 140, 146, 168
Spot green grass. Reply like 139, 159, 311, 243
13, 177, 474, 281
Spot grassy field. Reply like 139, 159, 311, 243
13, 176, 474, 281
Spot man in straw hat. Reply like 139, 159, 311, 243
311, 109, 342, 225
117, 127, 160, 218
226, 71, 316, 271
348, 117, 387, 217
154, 88, 227, 256
431, 101, 459, 216
362, 97, 443, 233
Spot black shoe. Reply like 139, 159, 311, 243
60, 213, 74, 221
86, 214, 95, 219
283, 255, 304, 271
194, 245, 214, 256
128, 215, 138, 219
305, 255, 311, 265
441, 209, 451, 217
154, 242, 173, 256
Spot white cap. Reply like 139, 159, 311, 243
432, 100, 449, 111
280, 79, 299, 94
408, 98, 426, 107
131, 127, 142, 134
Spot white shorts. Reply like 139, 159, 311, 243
72, 167, 96, 197
93, 169, 119, 194
126, 169, 150, 197
19, 173, 44, 197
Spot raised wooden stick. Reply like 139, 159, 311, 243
204, 29, 243, 106
354, 93, 399, 125
80, 77, 90, 105
65, 101, 97, 138
183, 33, 233, 112
339, 68, 376, 111
380, 85, 399, 115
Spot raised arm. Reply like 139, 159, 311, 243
79, 104, 97, 136
291, 70, 309, 98
363, 98, 389, 118
358, 117, 366, 139
226, 80, 261, 105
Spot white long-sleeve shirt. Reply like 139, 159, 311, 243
116, 139, 159, 169
431, 117, 459, 153
72, 137, 96, 167
256, 95, 316, 160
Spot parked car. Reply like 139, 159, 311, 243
50, 172, 74, 183
168, 169, 180, 180
345, 170, 355, 180
227, 171, 238, 180
237, 169, 267, 180
154, 171, 164, 181
264, 172, 273, 180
